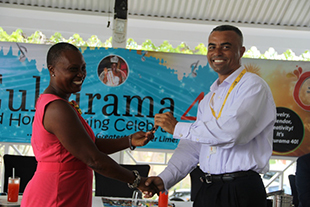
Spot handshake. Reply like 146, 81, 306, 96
137, 176, 165, 198
131, 111, 178, 197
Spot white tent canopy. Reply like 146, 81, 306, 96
1, 0, 310, 55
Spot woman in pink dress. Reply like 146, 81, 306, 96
21, 43, 156, 207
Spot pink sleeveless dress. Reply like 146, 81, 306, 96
21, 94, 95, 207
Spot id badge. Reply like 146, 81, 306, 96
210, 146, 217, 155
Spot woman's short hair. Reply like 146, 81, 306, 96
47, 42, 80, 66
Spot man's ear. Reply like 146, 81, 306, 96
240, 46, 246, 57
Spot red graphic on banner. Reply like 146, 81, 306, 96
289, 66, 310, 111
181, 92, 204, 120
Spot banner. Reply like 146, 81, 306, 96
0, 42, 309, 156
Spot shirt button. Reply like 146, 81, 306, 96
179, 134, 183, 137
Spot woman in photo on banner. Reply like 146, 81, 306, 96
99, 55, 127, 86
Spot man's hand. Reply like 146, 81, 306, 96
138, 177, 160, 196
154, 112, 178, 134
142, 176, 165, 198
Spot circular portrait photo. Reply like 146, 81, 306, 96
98, 55, 129, 86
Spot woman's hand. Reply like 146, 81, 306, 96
131, 131, 154, 147
104, 68, 108, 75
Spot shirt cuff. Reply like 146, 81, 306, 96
173, 122, 192, 139
158, 169, 176, 191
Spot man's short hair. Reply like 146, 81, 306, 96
47, 42, 80, 66
211, 25, 243, 44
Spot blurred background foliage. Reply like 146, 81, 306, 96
1, 27, 310, 61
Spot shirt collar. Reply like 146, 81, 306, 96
210, 65, 244, 92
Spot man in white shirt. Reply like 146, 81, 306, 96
143, 25, 276, 207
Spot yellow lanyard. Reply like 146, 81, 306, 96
210, 69, 246, 120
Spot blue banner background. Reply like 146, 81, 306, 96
0, 42, 216, 149
2, 42, 310, 156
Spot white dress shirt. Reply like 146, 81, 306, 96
159, 66, 276, 190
